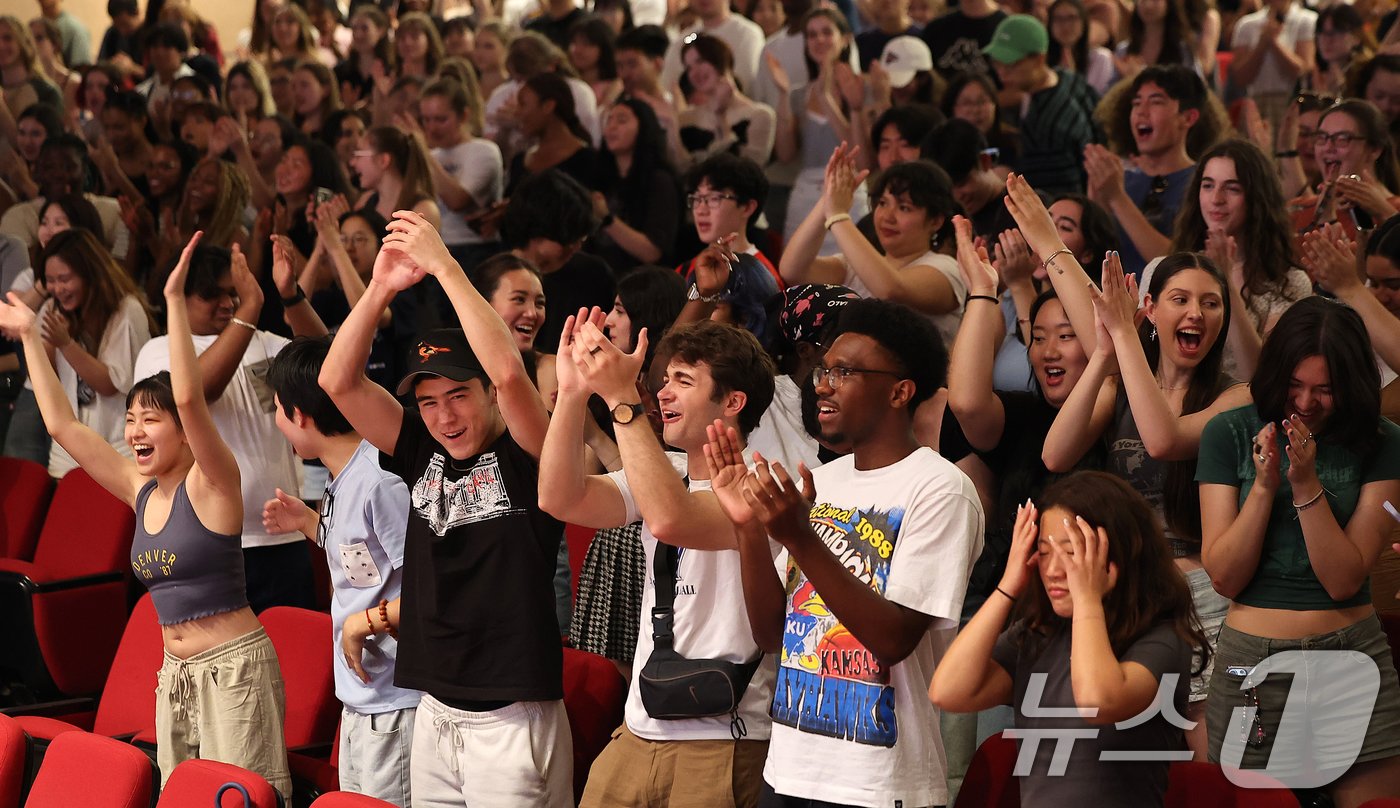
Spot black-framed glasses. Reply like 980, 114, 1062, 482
686, 192, 738, 210
1315, 131, 1364, 148
316, 489, 334, 548
1141, 174, 1170, 218
812, 365, 904, 390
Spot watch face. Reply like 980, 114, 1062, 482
612, 403, 637, 424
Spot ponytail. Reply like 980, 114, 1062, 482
368, 126, 435, 211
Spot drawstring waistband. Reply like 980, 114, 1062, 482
169, 660, 194, 718
432, 711, 466, 776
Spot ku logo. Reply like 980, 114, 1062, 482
418, 343, 452, 362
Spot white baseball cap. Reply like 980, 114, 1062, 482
880, 36, 934, 89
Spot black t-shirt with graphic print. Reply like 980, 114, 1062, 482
380, 411, 564, 703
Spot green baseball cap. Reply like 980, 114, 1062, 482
982, 14, 1049, 64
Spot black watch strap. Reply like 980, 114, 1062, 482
281, 285, 307, 307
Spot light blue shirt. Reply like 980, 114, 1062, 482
324, 440, 421, 714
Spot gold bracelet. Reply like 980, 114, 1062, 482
1041, 248, 1073, 274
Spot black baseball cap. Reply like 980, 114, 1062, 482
395, 328, 486, 396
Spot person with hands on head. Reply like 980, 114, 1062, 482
0, 230, 292, 800
930, 471, 1204, 808
538, 311, 778, 808
1197, 297, 1400, 806
320, 209, 573, 808
721, 296, 983, 808
261, 335, 418, 806
781, 143, 968, 347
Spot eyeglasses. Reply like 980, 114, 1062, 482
812, 365, 904, 389
1315, 131, 1364, 147
316, 489, 334, 547
1141, 174, 1170, 218
341, 234, 375, 248
1241, 686, 1266, 748
687, 192, 738, 210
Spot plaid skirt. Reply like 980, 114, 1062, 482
569, 522, 645, 663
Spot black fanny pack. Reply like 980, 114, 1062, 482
638, 543, 759, 737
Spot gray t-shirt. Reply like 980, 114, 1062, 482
992, 621, 1191, 808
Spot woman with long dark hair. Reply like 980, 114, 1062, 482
1047, 0, 1114, 93
1114, 0, 1200, 80
1292, 99, 1400, 242
1161, 139, 1307, 377
568, 16, 622, 107
505, 71, 601, 194
932, 471, 1205, 806
675, 34, 775, 169
594, 97, 681, 271
1200, 296, 1400, 807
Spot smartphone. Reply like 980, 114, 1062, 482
313, 186, 334, 205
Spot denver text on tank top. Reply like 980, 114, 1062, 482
131, 479, 249, 626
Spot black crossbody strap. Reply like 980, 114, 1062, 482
651, 541, 679, 652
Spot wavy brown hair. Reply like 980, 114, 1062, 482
1170, 139, 1300, 303
1015, 471, 1209, 674
40, 229, 157, 353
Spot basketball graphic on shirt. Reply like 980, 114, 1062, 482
772, 503, 904, 748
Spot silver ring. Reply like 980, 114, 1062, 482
1299, 436, 1311, 448
1257, 453, 1267, 463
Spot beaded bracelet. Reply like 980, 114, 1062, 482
379, 599, 398, 639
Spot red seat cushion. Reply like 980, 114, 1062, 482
25, 731, 155, 808
12, 715, 89, 743
0, 714, 29, 808
561, 647, 626, 800
157, 759, 281, 808
260, 607, 338, 748
0, 457, 52, 561
309, 791, 401, 806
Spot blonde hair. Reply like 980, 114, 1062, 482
180, 158, 252, 249
0, 16, 39, 75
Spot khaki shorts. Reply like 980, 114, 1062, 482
1206, 614, 1400, 773
155, 627, 291, 801
580, 723, 768, 808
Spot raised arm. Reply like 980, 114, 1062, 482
706, 421, 784, 652
572, 321, 743, 551
272, 235, 329, 337
1005, 173, 1099, 354
1041, 324, 1119, 472
947, 216, 1008, 450
1282, 416, 1400, 601
778, 145, 853, 286
383, 210, 551, 457
319, 250, 414, 457
1303, 225, 1400, 373
1201, 422, 1277, 598
0, 293, 140, 504
930, 503, 1034, 712
1058, 515, 1166, 724
1096, 254, 1251, 461
194, 244, 265, 402
769, 55, 798, 164
537, 308, 630, 528
164, 233, 241, 497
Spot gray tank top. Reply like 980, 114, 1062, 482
131, 479, 249, 626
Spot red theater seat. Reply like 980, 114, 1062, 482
23, 731, 155, 808
259, 607, 338, 750
0, 469, 135, 700
309, 793, 399, 806
1165, 761, 1299, 807
13, 594, 161, 746
561, 648, 626, 802
0, 714, 30, 808
0, 458, 51, 561
953, 731, 1020, 808
156, 759, 282, 808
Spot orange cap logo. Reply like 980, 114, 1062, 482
417, 343, 452, 362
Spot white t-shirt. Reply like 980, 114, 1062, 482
607, 453, 777, 742
1232, 3, 1316, 96
764, 447, 984, 807
433, 139, 504, 247
47, 295, 150, 478
484, 76, 602, 153
841, 250, 968, 349
747, 374, 820, 473
134, 331, 301, 548
662, 15, 767, 94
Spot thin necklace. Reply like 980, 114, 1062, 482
1158, 381, 1189, 391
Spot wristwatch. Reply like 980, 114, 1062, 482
611, 401, 645, 425
687, 284, 723, 303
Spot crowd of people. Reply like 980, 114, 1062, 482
2, 0, 1400, 805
